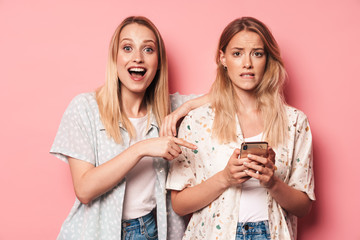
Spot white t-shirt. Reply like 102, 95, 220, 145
122, 115, 157, 220
238, 133, 268, 222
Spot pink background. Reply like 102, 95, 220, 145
1, 0, 359, 239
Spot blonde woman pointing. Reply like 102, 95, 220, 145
51, 16, 207, 240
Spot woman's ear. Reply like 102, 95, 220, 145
219, 50, 227, 69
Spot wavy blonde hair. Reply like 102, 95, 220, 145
96, 16, 169, 143
210, 17, 287, 147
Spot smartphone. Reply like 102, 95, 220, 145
240, 141, 268, 158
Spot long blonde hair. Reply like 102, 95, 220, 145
210, 17, 287, 147
96, 16, 169, 143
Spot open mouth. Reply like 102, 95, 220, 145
128, 67, 147, 77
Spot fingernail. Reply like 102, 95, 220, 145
247, 154, 252, 158
243, 162, 248, 166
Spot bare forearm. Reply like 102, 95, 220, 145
171, 171, 229, 216
186, 94, 209, 111
70, 141, 147, 204
268, 177, 312, 217
72, 136, 194, 204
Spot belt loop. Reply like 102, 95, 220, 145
139, 215, 145, 234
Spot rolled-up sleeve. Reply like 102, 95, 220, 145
170, 92, 200, 112
50, 94, 96, 165
166, 113, 197, 191
288, 112, 315, 201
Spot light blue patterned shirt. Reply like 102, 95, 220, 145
50, 92, 195, 240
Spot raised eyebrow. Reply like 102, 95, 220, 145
253, 48, 265, 51
143, 40, 157, 46
119, 38, 157, 47
231, 47, 244, 51
120, 38, 133, 43
230, 47, 265, 51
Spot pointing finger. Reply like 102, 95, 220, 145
173, 138, 197, 150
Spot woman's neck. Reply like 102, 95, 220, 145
235, 90, 263, 138
120, 89, 147, 118
235, 90, 258, 114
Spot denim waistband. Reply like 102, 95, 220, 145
122, 211, 154, 229
237, 220, 270, 235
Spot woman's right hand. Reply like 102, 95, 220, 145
220, 148, 252, 187
171, 148, 251, 216
141, 136, 197, 161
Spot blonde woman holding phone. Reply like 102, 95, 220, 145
167, 17, 315, 240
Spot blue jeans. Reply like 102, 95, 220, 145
236, 220, 271, 240
121, 211, 158, 240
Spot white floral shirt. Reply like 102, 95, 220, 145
166, 104, 315, 240
50, 92, 196, 240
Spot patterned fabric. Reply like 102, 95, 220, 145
166, 104, 315, 240
50, 92, 194, 240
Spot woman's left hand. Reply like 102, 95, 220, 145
243, 147, 277, 188
160, 94, 209, 137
